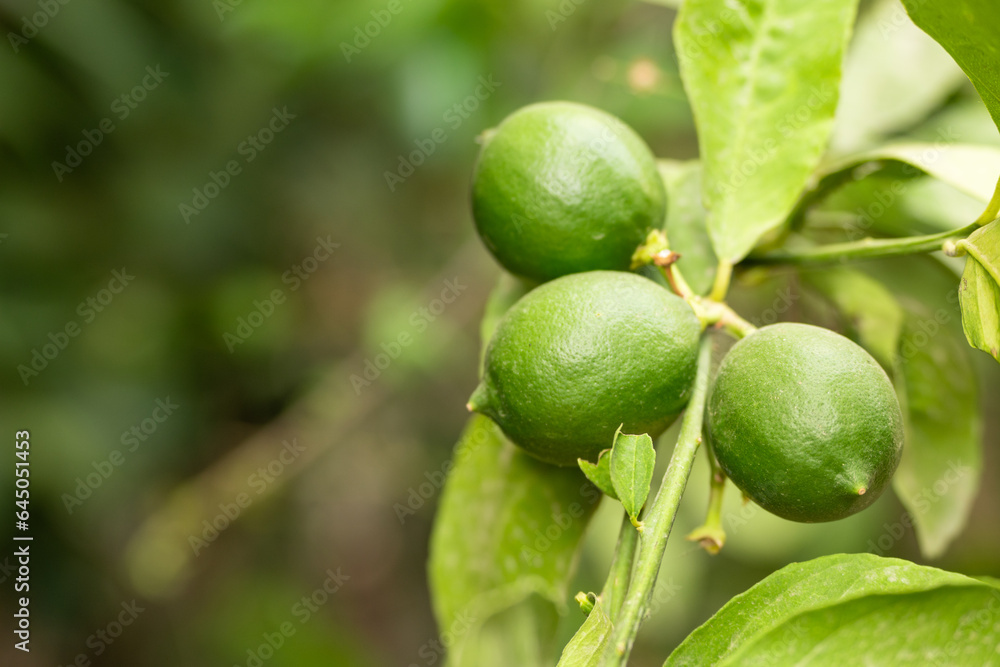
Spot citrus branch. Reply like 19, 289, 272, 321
749, 222, 981, 265
604, 335, 713, 666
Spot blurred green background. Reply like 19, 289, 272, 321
0, 0, 997, 665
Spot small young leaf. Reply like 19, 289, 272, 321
674, 0, 858, 262
609, 432, 655, 528
429, 416, 600, 666
802, 267, 904, 370
665, 553, 1000, 666
902, 0, 1000, 134
658, 160, 718, 296
556, 596, 613, 667
958, 220, 1000, 361
578, 449, 618, 500
959, 260, 1000, 361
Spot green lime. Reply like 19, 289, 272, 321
471, 102, 666, 283
468, 270, 701, 465
707, 323, 903, 523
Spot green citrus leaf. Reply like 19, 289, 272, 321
902, 0, 1000, 135
674, 0, 858, 262
802, 267, 904, 370
832, 0, 967, 153
958, 219, 1000, 362
665, 553, 1000, 666
609, 431, 655, 528
578, 449, 617, 501
428, 416, 601, 666
658, 160, 717, 296
555, 597, 613, 667
959, 260, 1000, 362
803, 144, 1000, 220
861, 258, 983, 559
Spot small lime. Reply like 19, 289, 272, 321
707, 323, 903, 523
472, 102, 665, 283
468, 271, 701, 465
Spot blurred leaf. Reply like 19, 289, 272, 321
802, 267, 904, 369
674, 0, 857, 262
902, 0, 1000, 134
658, 160, 717, 295
556, 597, 613, 667
862, 257, 982, 558
811, 144, 1000, 212
894, 312, 981, 559
578, 450, 617, 500
833, 0, 966, 153
429, 416, 600, 666
609, 431, 655, 528
958, 219, 1000, 361
665, 553, 1000, 666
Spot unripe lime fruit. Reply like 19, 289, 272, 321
471, 102, 666, 283
468, 271, 701, 465
707, 323, 903, 523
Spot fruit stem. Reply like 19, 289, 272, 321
748, 222, 981, 265
603, 336, 713, 666
708, 260, 732, 302
600, 512, 640, 622
689, 298, 757, 340
686, 448, 727, 555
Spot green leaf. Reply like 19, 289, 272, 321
894, 313, 982, 559
807, 144, 1000, 215
609, 431, 655, 528
666, 553, 1000, 666
658, 160, 718, 296
802, 267, 904, 370
902, 0, 1000, 134
429, 416, 601, 666
578, 450, 617, 500
555, 597, 613, 667
674, 0, 858, 262
832, 0, 966, 153
958, 219, 1000, 361
863, 257, 983, 559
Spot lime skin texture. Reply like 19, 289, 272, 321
471, 101, 666, 283
468, 270, 702, 466
707, 323, 904, 523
